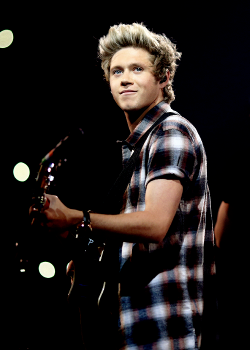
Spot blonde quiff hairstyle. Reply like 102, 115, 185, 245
98, 23, 182, 104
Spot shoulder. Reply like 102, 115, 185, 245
147, 108, 206, 165
147, 107, 204, 155
161, 110, 202, 145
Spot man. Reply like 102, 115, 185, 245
214, 100, 250, 349
32, 23, 215, 349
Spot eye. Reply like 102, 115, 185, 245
112, 69, 123, 75
133, 66, 143, 72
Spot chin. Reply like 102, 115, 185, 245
122, 103, 143, 112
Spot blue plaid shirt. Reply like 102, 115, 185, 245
117, 101, 215, 349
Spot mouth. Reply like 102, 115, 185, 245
120, 90, 137, 95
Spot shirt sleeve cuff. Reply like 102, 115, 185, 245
145, 165, 189, 187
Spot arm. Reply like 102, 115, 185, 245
214, 201, 230, 248
91, 178, 183, 242
41, 178, 183, 243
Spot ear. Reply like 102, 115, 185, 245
159, 70, 170, 88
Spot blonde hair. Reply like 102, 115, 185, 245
98, 23, 182, 103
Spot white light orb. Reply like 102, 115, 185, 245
0, 29, 14, 48
13, 162, 30, 182
38, 261, 55, 278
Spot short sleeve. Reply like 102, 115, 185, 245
145, 127, 196, 188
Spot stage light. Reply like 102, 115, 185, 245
38, 261, 55, 278
0, 29, 14, 48
13, 162, 30, 182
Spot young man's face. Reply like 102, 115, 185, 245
109, 47, 166, 115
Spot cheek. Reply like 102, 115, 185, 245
110, 80, 119, 96
109, 84, 116, 99
141, 82, 157, 100
110, 86, 121, 106
140, 76, 157, 91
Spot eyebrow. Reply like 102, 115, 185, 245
110, 62, 147, 72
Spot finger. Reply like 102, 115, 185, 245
45, 194, 58, 202
29, 202, 38, 215
30, 207, 39, 221
42, 196, 50, 211
29, 207, 38, 215
66, 260, 75, 276
30, 207, 43, 226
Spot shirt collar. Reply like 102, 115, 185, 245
125, 101, 171, 148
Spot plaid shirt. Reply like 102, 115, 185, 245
117, 101, 215, 350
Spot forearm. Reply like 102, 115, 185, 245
89, 211, 166, 243
42, 180, 182, 243
41, 195, 168, 242
214, 201, 230, 248
68, 179, 182, 243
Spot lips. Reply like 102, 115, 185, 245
120, 90, 137, 95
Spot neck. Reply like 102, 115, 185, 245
124, 109, 147, 133
125, 99, 164, 133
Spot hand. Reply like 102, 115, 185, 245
37, 194, 74, 236
29, 195, 50, 226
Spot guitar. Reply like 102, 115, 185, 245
31, 137, 105, 306
31, 150, 107, 348
31, 159, 57, 224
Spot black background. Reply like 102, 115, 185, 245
2, 2, 250, 349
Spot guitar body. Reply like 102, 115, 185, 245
66, 230, 107, 349
32, 157, 105, 301
32, 153, 107, 348
67, 234, 105, 306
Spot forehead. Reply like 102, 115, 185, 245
110, 47, 153, 68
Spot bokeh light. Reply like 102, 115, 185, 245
13, 162, 30, 182
0, 29, 14, 48
38, 261, 56, 278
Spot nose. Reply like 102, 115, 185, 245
121, 70, 133, 87
121, 81, 133, 87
